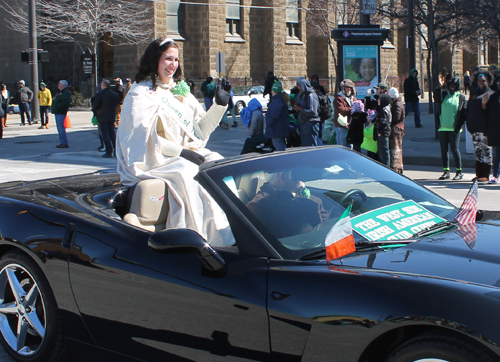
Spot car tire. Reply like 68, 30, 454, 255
0, 251, 66, 362
385, 332, 497, 362
235, 101, 245, 115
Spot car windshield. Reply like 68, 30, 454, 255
232, 86, 262, 96
205, 147, 457, 260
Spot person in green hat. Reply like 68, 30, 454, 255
265, 81, 290, 151
37, 82, 52, 129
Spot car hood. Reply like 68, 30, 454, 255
342, 222, 500, 288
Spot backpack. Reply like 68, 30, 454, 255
318, 94, 332, 122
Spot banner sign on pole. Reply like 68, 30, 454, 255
81, 49, 95, 75
351, 200, 446, 241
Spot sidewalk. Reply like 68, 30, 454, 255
1, 104, 474, 168
401, 100, 475, 168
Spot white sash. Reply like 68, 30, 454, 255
144, 89, 206, 143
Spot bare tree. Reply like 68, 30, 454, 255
379, 0, 477, 113
305, 0, 360, 92
1, 0, 153, 91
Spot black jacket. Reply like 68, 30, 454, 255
374, 106, 392, 138
346, 112, 367, 145
403, 71, 420, 103
465, 90, 490, 134
92, 88, 120, 123
264, 73, 277, 97
484, 92, 500, 147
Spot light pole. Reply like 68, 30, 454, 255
28, 0, 39, 122
408, 0, 416, 73
360, 0, 370, 25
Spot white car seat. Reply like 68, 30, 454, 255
123, 179, 169, 232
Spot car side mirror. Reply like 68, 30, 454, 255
148, 229, 226, 271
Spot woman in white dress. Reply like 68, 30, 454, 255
116, 38, 234, 246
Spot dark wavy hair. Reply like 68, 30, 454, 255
135, 38, 183, 90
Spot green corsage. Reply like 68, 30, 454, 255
171, 80, 190, 97
297, 187, 311, 199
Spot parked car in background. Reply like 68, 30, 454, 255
231, 85, 268, 114
7, 102, 19, 114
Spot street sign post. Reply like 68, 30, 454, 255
216, 52, 225, 78
331, 25, 390, 98
361, 0, 377, 15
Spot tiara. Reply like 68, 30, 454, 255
160, 38, 175, 46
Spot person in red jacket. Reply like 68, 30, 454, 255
333, 79, 357, 147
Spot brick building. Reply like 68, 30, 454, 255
0, 0, 498, 99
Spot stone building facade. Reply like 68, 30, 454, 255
0, 0, 498, 100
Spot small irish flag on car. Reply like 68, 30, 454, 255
325, 203, 355, 261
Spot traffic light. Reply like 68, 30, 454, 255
38, 51, 49, 62
21, 51, 29, 63
20, 50, 49, 63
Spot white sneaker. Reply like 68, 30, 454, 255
489, 177, 499, 184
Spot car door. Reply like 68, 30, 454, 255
68, 224, 271, 362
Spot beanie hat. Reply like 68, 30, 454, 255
374, 83, 388, 91
351, 100, 365, 114
40, 82, 46, 87
388, 87, 399, 99
379, 93, 391, 108
272, 81, 283, 93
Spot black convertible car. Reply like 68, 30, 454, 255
1, 146, 500, 362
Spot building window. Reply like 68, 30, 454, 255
287, 23, 300, 38
286, 0, 300, 41
167, 0, 185, 39
226, 0, 242, 37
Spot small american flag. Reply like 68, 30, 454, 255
455, 180, 478, 225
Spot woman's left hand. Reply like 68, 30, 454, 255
215, 79, 231, 106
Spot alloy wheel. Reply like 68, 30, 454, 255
0, 263, 46, 356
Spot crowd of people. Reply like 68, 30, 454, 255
235, 64, 500, 185
0, 77, 131, 148
236, 72, 407, 175
3, 52, 500, 186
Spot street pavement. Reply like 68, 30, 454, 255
0, 104, 497, 210
0, 104, 499, 361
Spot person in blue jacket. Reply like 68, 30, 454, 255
265, 81, 290, 151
